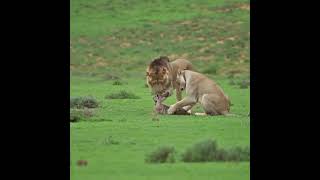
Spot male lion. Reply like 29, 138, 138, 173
146, 56, 193, 101
167, 70, 231, 116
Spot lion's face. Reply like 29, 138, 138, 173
146, 57, 174, 97
146, 66, 173, 96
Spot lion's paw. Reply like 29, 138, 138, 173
167, 105, 176, 115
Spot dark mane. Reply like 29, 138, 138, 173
149, 56, 170, 70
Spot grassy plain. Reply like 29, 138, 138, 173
71, 0, 250, 179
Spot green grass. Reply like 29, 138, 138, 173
71, 0, 250, 179
71, 0, 250, 78
105, 90, 140, 99
70, 77, 250, 179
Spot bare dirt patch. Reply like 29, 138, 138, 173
120, 42, 132, 48
214, 3, 250, 13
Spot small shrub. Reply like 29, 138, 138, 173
226, 147, 243, 161
226, 146, 250, 161
145, 146, 176, 163
70, 96, 99, 108
104, 136, 120, 145
112, 80, 123, 85
214, 148, 229, 161
70, 108, 95, 122
82, 108, 95, 117
70, 113, 81, 122
105, 90, 140, 99
181, 139, 218, 162
70, 97, 81, 108
70, 109, 84, 122
181, 139, 250, 162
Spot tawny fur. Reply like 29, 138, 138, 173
146, 56, 193, 102
167, 70, 231, 116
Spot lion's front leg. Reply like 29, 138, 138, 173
167, 96, 196, 114
175, 83, 182, 101
182, 104, 195, 111
176, 89, 182, 101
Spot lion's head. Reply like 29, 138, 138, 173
146, 56, 174, 97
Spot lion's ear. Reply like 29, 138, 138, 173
160, 56, 170, 62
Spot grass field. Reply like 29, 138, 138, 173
70, 0, 250, 179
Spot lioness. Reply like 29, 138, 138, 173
146, 56, 193, 101
167, 70, 231, 116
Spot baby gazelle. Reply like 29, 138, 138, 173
153, 95, 190, 115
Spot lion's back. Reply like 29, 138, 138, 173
171, 59, 193, 71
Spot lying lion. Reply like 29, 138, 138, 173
167, 70, 231, 116
153, 95, 190, 115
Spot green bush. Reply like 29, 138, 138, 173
70, 111, 82, 122
70, 108, 95, 122
70, 96, 99, 108
145, 146, 176, 163
104, 136, 120, 145
112, 80, 123, 85
181, 139, 218, 162
70, 109, 84, 122
226, 146, 250, 161
181, 139, 250, 162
